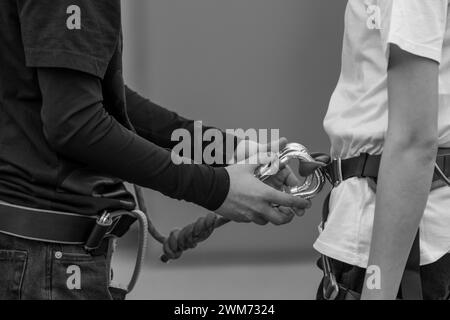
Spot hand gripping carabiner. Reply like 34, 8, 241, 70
137, 143, 326, 263
254, 143, 326, 200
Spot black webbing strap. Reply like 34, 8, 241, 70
0, 201, 130, 249
325, 149, 450, 186
325, 153, 380, 185
0, 201, 97, 244
401, 233, 423, 300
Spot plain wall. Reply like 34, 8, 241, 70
120, 0, 347, 264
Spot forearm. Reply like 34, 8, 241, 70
362, 143, 436, 299
38, 68, 229, 211
125, 87, 238, 165
125, 86, 193, 149
361, 45, 439, 299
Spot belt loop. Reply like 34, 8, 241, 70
85, 211, 113, 252
360, 153, 369, 177
434, 162, 450, 186
333, 157, 343, 187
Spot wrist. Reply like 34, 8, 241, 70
204, 167, 231, 211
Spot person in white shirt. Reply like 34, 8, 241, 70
315, 0, 450, 300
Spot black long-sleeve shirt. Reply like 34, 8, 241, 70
0, 0, 233, 215
38, 68, 230, 211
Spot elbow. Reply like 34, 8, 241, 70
41, 101, 71, 153
43, 123, 70, 153
42, 111, 77, 154
388, 129, 438, 164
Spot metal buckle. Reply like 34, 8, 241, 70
333, 157, 343, 187
85, 211, 114, 252
435, 162, 450, 186
98, 211, 112, 225
321, 255, 340, 300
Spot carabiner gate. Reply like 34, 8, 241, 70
254, 143, 326, 200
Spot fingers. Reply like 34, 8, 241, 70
284, 165, 301, 186
248, 212, 269, 226
263, 185, 311, 209
265, 165, 300, 190
298, 160, 326, 176
278, 206, 305, 218
235, 140, 259, 163
235, 137, 288, 164
265, 137, 288, 154
298, 153, 330, 176
310, 152, 331, 165
258, 204, 295, 226
241, 152, 279, 174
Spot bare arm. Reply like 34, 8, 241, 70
361, 45, 439, 300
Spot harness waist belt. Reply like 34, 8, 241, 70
324, 148, 450, 186
0, 201, 100, 245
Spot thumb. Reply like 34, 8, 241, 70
298, 160, 325, 177
265, 137, 288, 154
241, 151, 279, 174
263, 185, 311, 209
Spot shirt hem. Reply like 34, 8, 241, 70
387, 33, 442, 63
24, 48, 109, 79
314, 238, 450, 268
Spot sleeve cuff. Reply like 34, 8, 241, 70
24, 48, 110, 78
204, 167, 230, 211
388, 33, 442, 63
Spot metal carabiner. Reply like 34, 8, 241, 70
254, 143, 326, 200
321, 254, 340, 300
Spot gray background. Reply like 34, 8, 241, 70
116, 0, 347, 299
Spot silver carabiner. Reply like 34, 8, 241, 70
254, 143, 325, 200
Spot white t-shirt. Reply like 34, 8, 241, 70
314, 0, 450, 267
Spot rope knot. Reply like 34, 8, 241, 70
160, 213, 227, 262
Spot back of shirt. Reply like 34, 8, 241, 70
0, 0, 135, 214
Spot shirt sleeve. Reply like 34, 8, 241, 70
17, 0, 121, 78
125, 87, 239, 167
380, 0, 448, 63
37, 68, 230, 211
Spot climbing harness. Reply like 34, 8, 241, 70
320, 148, 450, 300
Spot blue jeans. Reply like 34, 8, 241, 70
0, 232, 122, 300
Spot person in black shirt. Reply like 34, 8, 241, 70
0, 0, 321, 299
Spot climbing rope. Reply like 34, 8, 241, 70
114, 209, 148, 292
133, 184, 230, 262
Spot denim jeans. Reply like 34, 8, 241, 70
316, 254, 450, 300
0, 232, 122, 300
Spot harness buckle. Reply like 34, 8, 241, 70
321, 255, 340, 300
332, 157, 343, 187
434, 162, 450, 187
84, 211, 114, 252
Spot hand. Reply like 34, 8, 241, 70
298, 152, 330, 176
234, 139, 329, 217
234, 138, 287, 163
263, 152, 329, 217
216, 153, 312, 226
